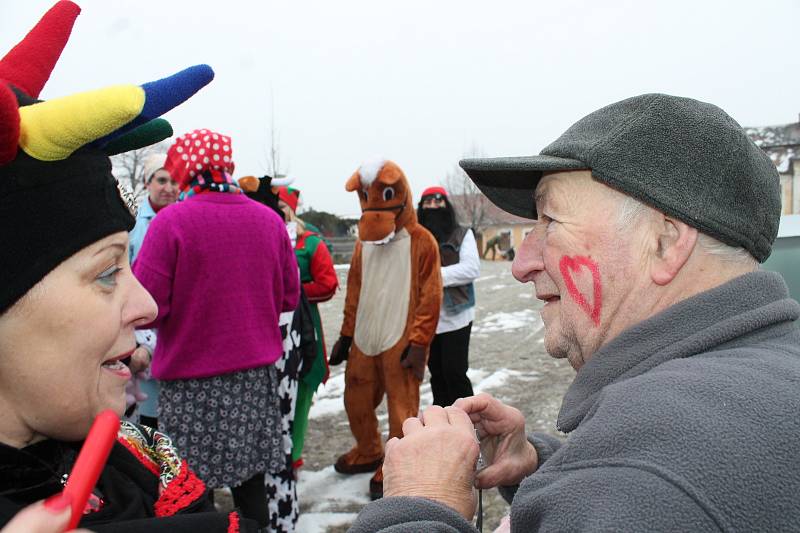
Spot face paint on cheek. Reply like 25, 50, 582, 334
559, 255, 602, 326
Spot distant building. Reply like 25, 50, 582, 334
476, 203, 534, 260
448, 194, 533, 261
746, 117, 800, 214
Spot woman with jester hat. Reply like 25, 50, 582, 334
0, 2, 260, 531
275, 186, 339, 469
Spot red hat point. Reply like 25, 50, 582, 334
277, 186, 300, 213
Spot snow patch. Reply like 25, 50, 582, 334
473, 310, 542, 334
310, 367, 528, 420
474, 368, 539, 392
310, 372, 346, 419
296, 466, 369, 531
297, 512, 359, 533
298, 466, 372, 511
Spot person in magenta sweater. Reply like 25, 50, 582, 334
133, 129, 299, 530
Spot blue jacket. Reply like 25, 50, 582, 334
129, 197, 157, 263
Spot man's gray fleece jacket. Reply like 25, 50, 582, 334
349, 271, 800, 532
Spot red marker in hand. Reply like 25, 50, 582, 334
62, 410, 120, 530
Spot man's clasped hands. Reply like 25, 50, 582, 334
383, 393, 540, 520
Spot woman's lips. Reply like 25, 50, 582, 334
104, 349, 134, 364
101, 358, 132, 379
101, 349, 134, 379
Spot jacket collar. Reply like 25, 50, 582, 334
136, 196, 157, 220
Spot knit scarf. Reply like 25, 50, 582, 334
179, 169, 241, 201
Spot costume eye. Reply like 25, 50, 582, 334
383, 187, 395, 201
362, 189, 368, 201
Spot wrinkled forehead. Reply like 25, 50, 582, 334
534, 170, 617, 212
534, 171, 576, 211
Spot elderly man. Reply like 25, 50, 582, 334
349, 94, 800, 531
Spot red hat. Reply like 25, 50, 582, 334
277, 186, 300, 213
165, 129, 234, 188
421, 186, 448, 198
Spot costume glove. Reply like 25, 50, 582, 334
329, 335, 353, 366
400, 344, 427, 381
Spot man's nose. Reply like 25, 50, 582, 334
511, 229, 545, 282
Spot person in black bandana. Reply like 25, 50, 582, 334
417, 187, 480, 406
0, 2, 257, 531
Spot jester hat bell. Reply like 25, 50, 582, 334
0, 1, 214, 313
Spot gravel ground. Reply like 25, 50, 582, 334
296, 259, 574, 531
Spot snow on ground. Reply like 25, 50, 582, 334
310, 366, 538, 421
296, 467, 369, 532
472, 309, 542, 335
297, 511, 359, 533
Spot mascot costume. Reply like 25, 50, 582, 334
328, 158, 442, 499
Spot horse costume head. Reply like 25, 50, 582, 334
346, 157, 416, 244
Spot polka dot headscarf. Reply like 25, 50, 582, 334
165, 128, 238, 200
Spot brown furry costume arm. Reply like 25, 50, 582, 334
340, 240, 363, 337
407, 225, 443, 347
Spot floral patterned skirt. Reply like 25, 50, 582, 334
158, 365, 285, 489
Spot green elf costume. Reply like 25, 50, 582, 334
277, 186, 339, 467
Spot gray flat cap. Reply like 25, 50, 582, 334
460, 93, 781, 262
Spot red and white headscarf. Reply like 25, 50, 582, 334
165, 129, 238, 199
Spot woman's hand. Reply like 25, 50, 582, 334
129, 346, 152, 375
0, 494, 93, 533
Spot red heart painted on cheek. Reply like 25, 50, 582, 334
558, 255, 602, 326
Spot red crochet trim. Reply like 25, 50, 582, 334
153, 460, 206, 517
227, 511, 240, 533
292, 457, 304, 469
117, 435, 160, 476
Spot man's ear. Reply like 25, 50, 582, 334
650, 216, 698, 285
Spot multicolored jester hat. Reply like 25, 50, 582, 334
0, 0, 214, 313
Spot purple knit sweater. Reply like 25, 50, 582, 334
133, 193, 300, 380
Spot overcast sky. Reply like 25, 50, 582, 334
3, 0, 799, 215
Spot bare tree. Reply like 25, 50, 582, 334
262, 92, 288, 179
444, 146, 491, 234
110, 141, 170, 197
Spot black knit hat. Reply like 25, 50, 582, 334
460, 93, 781, 262
0, 1, 213, 313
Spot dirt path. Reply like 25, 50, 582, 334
297, 259, 574, 531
